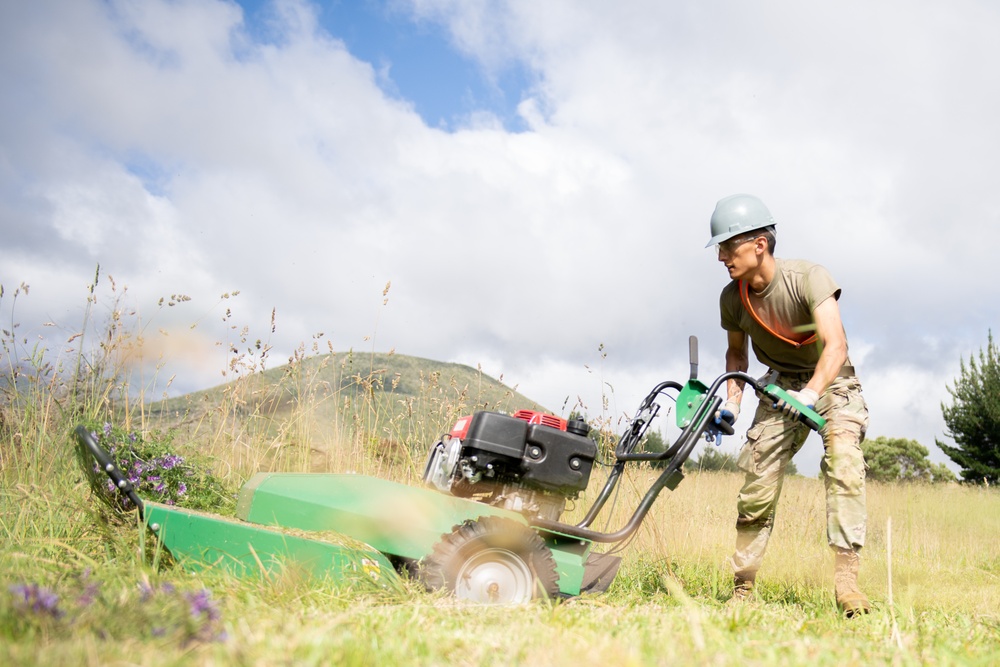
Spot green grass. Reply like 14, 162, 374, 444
2, 283, 999, 666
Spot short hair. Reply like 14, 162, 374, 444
759, 226, 776, 254
732, 226, 776, 254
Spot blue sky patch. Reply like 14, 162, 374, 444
235, 0, 533, 131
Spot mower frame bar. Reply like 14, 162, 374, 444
531, 371, 804, 544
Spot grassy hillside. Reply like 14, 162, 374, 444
143, 350, 551, 480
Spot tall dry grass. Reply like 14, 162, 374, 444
3, 273, 999, 666
577, 465, 1000, 615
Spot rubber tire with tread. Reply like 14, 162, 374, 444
419, 515, 559, 603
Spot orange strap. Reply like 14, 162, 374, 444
739, 280, 817, 349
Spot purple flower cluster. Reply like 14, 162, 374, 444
138, 582, 226, 643
76, 569, 101, 607
186, 589, 221, 622
8, 583, 63, 619
185, 589, 226, 642
91, 423, 192, 506
86, 419, 234, 514
7, 573, 225, 646
156, 454, 183, 470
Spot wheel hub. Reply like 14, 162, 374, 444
455, 547, 533, 604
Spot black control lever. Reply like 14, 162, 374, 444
688, 335, 698, 380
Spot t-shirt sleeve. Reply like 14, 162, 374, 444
720, 282, 742, 331
805, 264, 841, 310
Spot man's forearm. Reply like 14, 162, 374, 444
726, 349, 748, 403
806, 340, 847, 396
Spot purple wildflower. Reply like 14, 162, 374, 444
185, 589, 221, 622
161, 454, 184, 470
76, 568, 100, 607
139, 581, 155, 601
103, 422, 113, 437
129, 432, 137, 443
78, 582, 100, 607
9, 583, 63, 618
177, 482, 187, 496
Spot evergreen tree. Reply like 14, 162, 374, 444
936, 332, 1000, 483
861, 436, 956, 483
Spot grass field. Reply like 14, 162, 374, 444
2, 286, 999, 666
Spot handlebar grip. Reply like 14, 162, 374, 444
763, 384, 827, 432
716, 418, 735, 436
800, 414, 823, 432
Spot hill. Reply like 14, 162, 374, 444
144, 350, 551, 472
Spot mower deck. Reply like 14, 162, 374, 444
144, 502, 398, 587
235, 472, 599, 596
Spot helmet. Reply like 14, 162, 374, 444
705, 194, 775, 247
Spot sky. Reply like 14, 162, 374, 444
2, 0, 999, 477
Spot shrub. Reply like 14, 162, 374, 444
77, 420, 235, 514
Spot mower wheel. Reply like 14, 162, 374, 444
419, 516, 559, 604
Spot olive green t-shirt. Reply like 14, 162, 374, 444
720, 258, 845, 374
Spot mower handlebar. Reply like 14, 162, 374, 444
713, 415, 735, 437
535, 369, 826, 544
757, 383, 827, 432
701, 372, 827, 433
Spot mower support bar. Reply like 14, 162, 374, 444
533, 371, 825, 544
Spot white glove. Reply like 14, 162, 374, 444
777, 388, 819, 420
716, 399, 741, 425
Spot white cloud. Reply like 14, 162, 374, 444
2, 0, 997, 477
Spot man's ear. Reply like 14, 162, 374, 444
752, 236, 768, 256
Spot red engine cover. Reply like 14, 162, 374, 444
448, 410, 567, 439
448, 415, 474, 439
512, 409, 567, 431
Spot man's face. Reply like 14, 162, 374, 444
716, 234, 763, 280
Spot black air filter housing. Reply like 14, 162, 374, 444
521, 424, 597, 493
461, 411, 528, 469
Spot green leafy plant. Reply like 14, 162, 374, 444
77, 421, 235, 513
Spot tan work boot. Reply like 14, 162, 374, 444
834, 547, 871, 617
730, 574, 754, 603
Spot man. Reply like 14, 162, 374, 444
707, 194, 871, 617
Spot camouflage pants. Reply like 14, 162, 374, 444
731, 374, 869, 581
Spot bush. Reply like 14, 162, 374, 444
77, 421, 235, 514
862, 436, 956, 483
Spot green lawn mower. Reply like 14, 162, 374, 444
75, 337, 824, 603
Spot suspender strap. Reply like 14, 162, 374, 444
739, 280, 818, 349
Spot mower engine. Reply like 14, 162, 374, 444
423, 410, 597, 522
